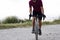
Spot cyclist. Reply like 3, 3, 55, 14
29, 0, 46, 35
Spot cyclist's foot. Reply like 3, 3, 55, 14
39, 29, 42, 35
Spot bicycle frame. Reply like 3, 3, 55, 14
34, 16, 39, 40
29, 13, 46, 40
29, 15, 39, 40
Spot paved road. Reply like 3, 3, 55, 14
0, 24, 60, 40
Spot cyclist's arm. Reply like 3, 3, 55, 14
40, 0, 44, 14
29, 1, 32, 14
41, 7, 44, 14
29, 6, 32, 14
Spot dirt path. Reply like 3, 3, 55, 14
0, 24, 60, 40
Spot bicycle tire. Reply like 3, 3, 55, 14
35, 31, 38, 40
35, 25, 38, 40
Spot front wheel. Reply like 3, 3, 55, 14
35, 32, 38, 40
35, 26, 38, 40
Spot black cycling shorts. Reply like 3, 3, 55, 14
33, 11, 42, 20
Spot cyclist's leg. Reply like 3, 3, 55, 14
38, 20, 42, 29
32, 11, 37, 33
32, 17, 36, 31
38, 12, 42, 29
38, 19, 42, 35
38, 13, 42, 35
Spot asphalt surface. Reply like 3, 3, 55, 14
0, 24, 60, 40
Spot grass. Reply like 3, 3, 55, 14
0, 20, 60, 29
0, 22, 32, 29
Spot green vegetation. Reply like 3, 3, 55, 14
0, 16, 60, 29
53, 19, 60, 24
42, 21, 53, 25
0, 23, 32, 29
0, 21, 1, 24
2, 16, 19, 24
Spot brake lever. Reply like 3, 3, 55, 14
43, 15, 46, 20
29, 14, 31, 20
42, 14, 46, 20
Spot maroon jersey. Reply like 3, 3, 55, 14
29, 0, 43, 12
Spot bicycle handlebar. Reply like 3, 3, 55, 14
29, 14, 46, 20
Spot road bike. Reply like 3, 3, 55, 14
29, 14, 46, 40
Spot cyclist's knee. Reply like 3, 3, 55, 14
39, 20, 42, 24
33, 17, 36, 21
32, 17, 36, 23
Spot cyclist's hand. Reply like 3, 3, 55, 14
29, 14, 32, 20
42, 14, 46, 20
29, 14, 31, 17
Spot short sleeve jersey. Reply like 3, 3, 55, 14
29, 0, 43, 12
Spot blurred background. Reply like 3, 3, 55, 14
0, 0, 60, 29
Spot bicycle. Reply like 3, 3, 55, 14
29, 14, 46, 40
